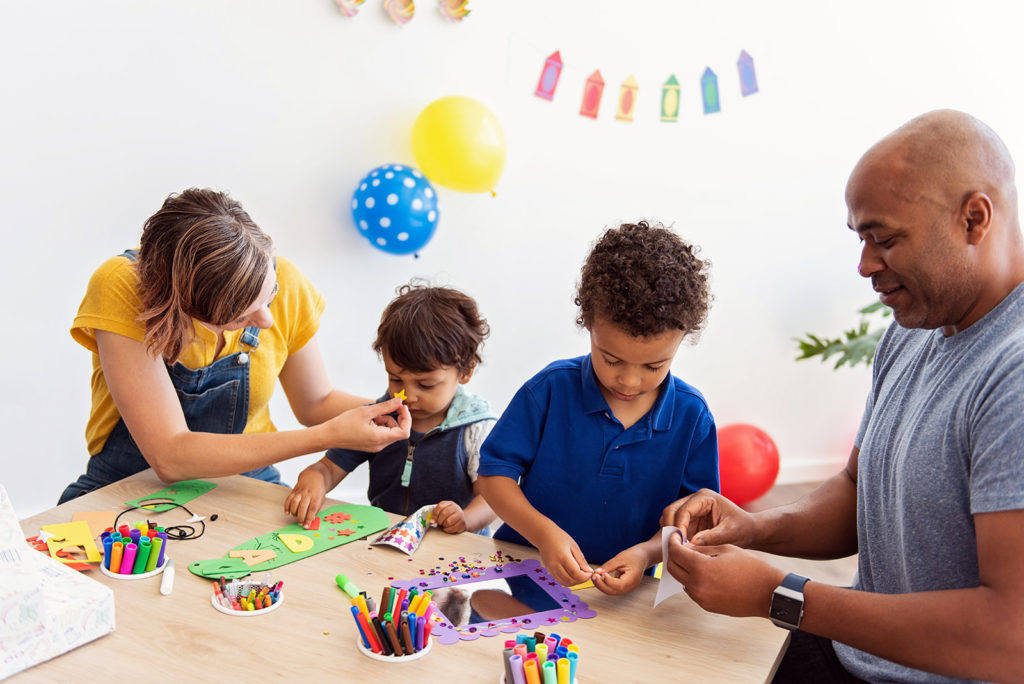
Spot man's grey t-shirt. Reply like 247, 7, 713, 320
835, 282, 1024, 683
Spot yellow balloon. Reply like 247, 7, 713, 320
411, 95, 506, 193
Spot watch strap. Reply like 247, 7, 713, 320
781, 572, 810, 592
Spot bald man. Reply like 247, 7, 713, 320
660, 110, 1024, 683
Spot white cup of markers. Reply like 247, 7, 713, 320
342, 575, 433, 661
99, 522, 169, 579
502, 632, 580, 684
211, 575, 284, 615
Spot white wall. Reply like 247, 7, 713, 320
3, 0, 1023, 518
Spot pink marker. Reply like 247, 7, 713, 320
119, 542, 138, 574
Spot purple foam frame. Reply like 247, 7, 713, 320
391, 558, 597, 644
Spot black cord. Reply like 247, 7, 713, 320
112, 498, 206, 541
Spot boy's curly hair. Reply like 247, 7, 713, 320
374, 280, 489, 373
574, 221, 712, 338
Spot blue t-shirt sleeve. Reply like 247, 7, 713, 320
680, 407, 720, 495
325, 447, 370, 473
478, 382, 544, 480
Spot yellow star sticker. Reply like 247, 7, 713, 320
394, 389, 407, 401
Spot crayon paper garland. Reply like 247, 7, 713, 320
534, 48, 760, 120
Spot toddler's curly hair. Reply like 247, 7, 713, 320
574, 220, 711, 338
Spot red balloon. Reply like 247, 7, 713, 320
717, 423, 780, 505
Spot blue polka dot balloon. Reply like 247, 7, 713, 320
351, 164, 439, 256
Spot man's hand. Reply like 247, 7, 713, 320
665, 535, 784, 617
661, 488, 758, 547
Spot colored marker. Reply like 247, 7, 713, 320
350, 606, 375, 652
102, 536, 113, 570
524, 659, 541, 684
542, 660, 557, 684
503, 647, 516, 684
145, 536, 163, 572
382, 617, 400, 656
400, 615, 414, 655
557, 657, 570, 684
510, 655, 527, 684
416, 615, 425, 652
119, 542, 137, 574
109, 541, 123, 573
568, 651, 579, 682
132, 537, 152, 574
335, 573, 361, 599
155, 531, 167, 568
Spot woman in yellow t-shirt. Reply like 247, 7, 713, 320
59, 188, 411, 504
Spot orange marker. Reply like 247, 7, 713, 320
109, 541, 124, 573
524, 658, 542, 684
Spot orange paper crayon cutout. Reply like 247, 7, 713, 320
535, 50, 563, 100
615, 75, 638, 122
579, 70, 605, 119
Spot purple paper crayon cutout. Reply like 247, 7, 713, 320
738, 50, 759, 96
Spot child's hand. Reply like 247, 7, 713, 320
432, 500, 468, 534
591, 545, 648, 595
284, 469, 328, 529
537, 527, 593, 587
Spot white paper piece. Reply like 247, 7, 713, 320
653, 526, 688, 607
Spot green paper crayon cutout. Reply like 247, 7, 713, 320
701, 67, 720, 114
188, 503, 391, 579
124, 479, 217, 512
661, 74, 680, 122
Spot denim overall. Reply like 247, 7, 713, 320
58, 250, 282, 504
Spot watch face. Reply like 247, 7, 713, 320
770, 594, 802, 625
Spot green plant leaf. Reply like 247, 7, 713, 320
794, 303, 892, 369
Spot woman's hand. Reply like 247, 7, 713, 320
322, 397, 411, 452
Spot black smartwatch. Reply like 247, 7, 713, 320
769, 573, 810, 630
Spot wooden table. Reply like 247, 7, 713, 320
16, 471, 789, 683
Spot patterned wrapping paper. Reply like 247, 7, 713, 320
370, 505, 435, 555
0, 485, 115, 680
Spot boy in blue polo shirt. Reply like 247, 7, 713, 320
478, 221, 719, 593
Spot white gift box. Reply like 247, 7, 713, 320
0, 485, 114, 680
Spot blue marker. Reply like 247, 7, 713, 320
102, 536, 113, 570
350, 605, 371, 648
